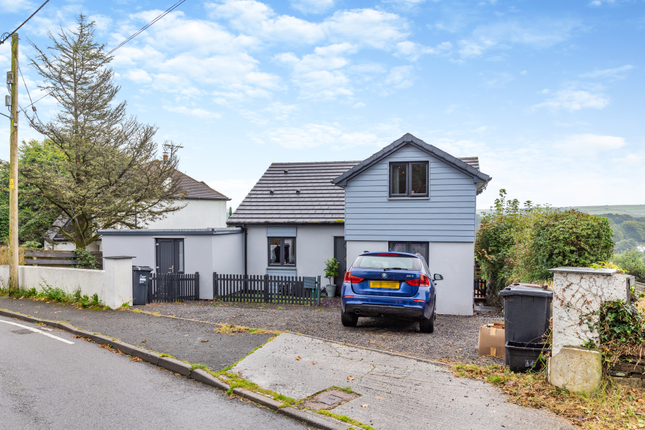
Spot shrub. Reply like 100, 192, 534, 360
475, 190, 614, 308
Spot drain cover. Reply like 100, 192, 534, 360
12, 329, 34, 335
317, 394, 344, 405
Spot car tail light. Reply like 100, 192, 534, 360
407, 274, 429, 287
344, 271, 364, 283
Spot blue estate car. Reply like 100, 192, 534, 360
340, 251, 442, 333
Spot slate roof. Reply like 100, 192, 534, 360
227, 161, 360, 225
333, 133, 492, 194
174, 170, 229, 201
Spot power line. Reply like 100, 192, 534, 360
0, 0, 51, 45
107, 0, 187, 55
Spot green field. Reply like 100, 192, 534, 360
478, 204, 645, 218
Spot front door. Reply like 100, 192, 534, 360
156, 239, 184, 273
333, 236, 346, 288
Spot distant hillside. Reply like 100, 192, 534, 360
476, 204, 645, 252
565, 204, 645, 218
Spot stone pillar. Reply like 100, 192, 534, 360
103, 256, 134, 309
547, 267, 635, 393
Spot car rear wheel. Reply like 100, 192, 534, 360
341, 310, 359, 327
419, 311, 435, 333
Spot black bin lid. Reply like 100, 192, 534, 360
499, 284, 553, 298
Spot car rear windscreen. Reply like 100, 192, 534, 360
353, 255, 421, 270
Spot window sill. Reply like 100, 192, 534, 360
267, 266, 297, 270
388, 196, 429, 201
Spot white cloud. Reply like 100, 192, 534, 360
395, 41, 452, 61
459, 18, 583, 58
88, 14, 113, 32
554, 134, 626, 154
291, 0, 335, 14
207, 178, 258, 211
263, 124, 380, 149
108, 11, 283, 103
481, 72, 513, 88
125, 69, 152, 84
579, 65, 633, 79
284, 43, 357, 99
207, 0, 324, 44
384, 65, 414, 90
322, 9, 409, 50
240, 102, 298, 124
0, 0, 33, 13
163, 105, 222, 119
353, 102, 366, 109
208, 2, 409, 50
533, 89, 609, 112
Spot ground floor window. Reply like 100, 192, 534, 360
389, 241, 429, 264
269, 237, 295, 266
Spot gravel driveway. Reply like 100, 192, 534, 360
141, 299, 504, 365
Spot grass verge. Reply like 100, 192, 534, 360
454, 363, 645, 429
0, 286, 107, 309
213, 323, 276, 335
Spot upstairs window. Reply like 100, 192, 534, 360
390, 162, 428, 197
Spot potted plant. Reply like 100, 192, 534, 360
324, 258, 339, 298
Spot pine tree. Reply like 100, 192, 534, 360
24, 15, 183, 249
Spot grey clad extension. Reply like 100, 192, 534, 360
101, 133, 491, 315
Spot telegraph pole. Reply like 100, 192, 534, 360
8, 33, 19, 293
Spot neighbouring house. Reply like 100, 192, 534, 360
229, 133, 491, 315
45, 170, 230, 252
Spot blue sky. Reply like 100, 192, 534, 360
1, 0, 644, 211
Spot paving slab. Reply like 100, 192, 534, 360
233, 333, 574, 430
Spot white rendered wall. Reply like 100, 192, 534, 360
101, 231, 243, 299
102, 235, 156, 268
0, 257, 133, 309
428, 242, 474, 316
145, 200, 227, 230
295, 225, 344, 281
246, 225, 344, 280
551, 268, 634, 355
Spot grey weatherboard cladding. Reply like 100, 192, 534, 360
339, 136, 491, 243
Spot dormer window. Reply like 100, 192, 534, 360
389, 162, 428, 197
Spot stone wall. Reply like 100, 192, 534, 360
550, 267, 635, 356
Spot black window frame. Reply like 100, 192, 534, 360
268, 237, 296, 267
388, 241, 429, 265
389, 161, 429, 197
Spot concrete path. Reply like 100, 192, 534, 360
233, 333, 574, 430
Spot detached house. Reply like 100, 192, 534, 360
229, 133, 491, 315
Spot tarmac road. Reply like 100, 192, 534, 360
0, 315, 306, 430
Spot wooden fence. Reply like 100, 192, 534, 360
24, 250, 103, 269
148, 272, 200, 303
214, 273, 321, 306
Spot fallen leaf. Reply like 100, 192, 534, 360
141, 340, 147, 343
576, 405, 585, 410
376, 396, 384, 400
347, 375, 354, 381
310, 361, 317, 365
295, 356, 301, 361
361, 404, 369, 408
638, 398, 644, 403
201, 339, 209, 343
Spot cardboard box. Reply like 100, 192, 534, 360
478, 323, 505, 359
